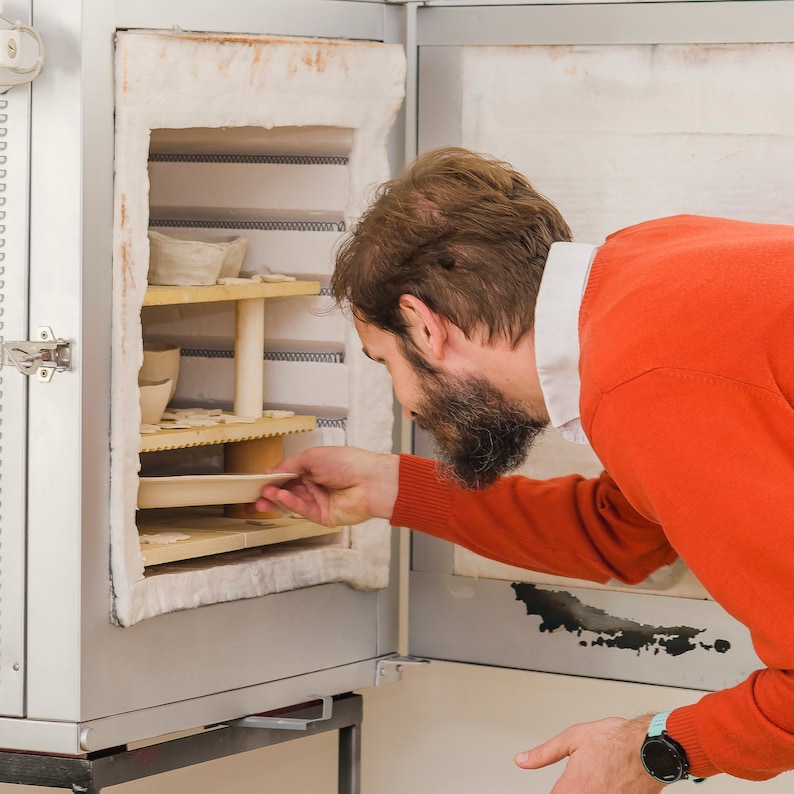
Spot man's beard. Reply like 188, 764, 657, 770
409, 355, 548, 490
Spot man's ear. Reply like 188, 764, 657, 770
398, 294, 449, 362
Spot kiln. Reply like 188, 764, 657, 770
1, 1, 792, 791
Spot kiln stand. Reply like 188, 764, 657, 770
0, 694, 362, 794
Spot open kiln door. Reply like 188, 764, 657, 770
111, 30, 405, 626
406, 0, 794, 696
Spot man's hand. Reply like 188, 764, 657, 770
515, 715, 665, 794
255, 445, 399, 528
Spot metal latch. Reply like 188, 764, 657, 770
227, 695, 333, 731
2, 326, 72, 382
376, 654, 430, 686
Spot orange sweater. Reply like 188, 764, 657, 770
391, 215, 794, 781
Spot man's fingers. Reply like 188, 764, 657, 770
256, 486, 309, 516
515, 731, 573, 770
514, 719, 625, 771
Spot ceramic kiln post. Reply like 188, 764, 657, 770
228, 296, 281, 518
234, 296, 265, 417
224, 436, 285, 519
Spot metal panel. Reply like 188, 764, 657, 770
114, 0, 390, 39
0, 661, 376, 756
417, 0, 794, 46
79, 583, 387, 725
410, 571, 762, 692
25, 0, 114, 723
416, 44, 461, 154
0, 0, 32, 718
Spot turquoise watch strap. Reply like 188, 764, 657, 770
648, 711, 671, 738
647, 711, 706, 784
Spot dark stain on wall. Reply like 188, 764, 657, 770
512, 583, 731, 657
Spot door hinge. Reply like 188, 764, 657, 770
2, 326, 72, 381
375, 654, 430, 686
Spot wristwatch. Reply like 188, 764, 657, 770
641, 712, 705, 784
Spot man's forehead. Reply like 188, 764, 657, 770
354, 318, 396, 357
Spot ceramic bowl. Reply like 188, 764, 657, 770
217, 234, 248, 279
140, 342, 180, 400
147, 230, 227, 286
139, 378, 173, 425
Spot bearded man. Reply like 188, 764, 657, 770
256, 146, 794, 791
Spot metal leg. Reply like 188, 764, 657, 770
338, 720, 362, 794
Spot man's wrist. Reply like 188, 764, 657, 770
371, 452, 400, 519
641, 711, 706, 784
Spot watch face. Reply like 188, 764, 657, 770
641, 737, 686, 783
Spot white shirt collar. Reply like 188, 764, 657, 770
533, 241, 598, 445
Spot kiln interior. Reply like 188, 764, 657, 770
110, 31, 405, 626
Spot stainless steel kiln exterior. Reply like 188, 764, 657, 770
2, 0, 410, 756
1, 0, 792, 759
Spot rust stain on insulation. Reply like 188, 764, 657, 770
512, 582, 731, 657
118, 234, 132, 358
153, 31, 376, 49
117, 193, 137, 341
147, 32, 355, 80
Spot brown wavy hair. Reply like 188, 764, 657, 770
332, 146, 572, 349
